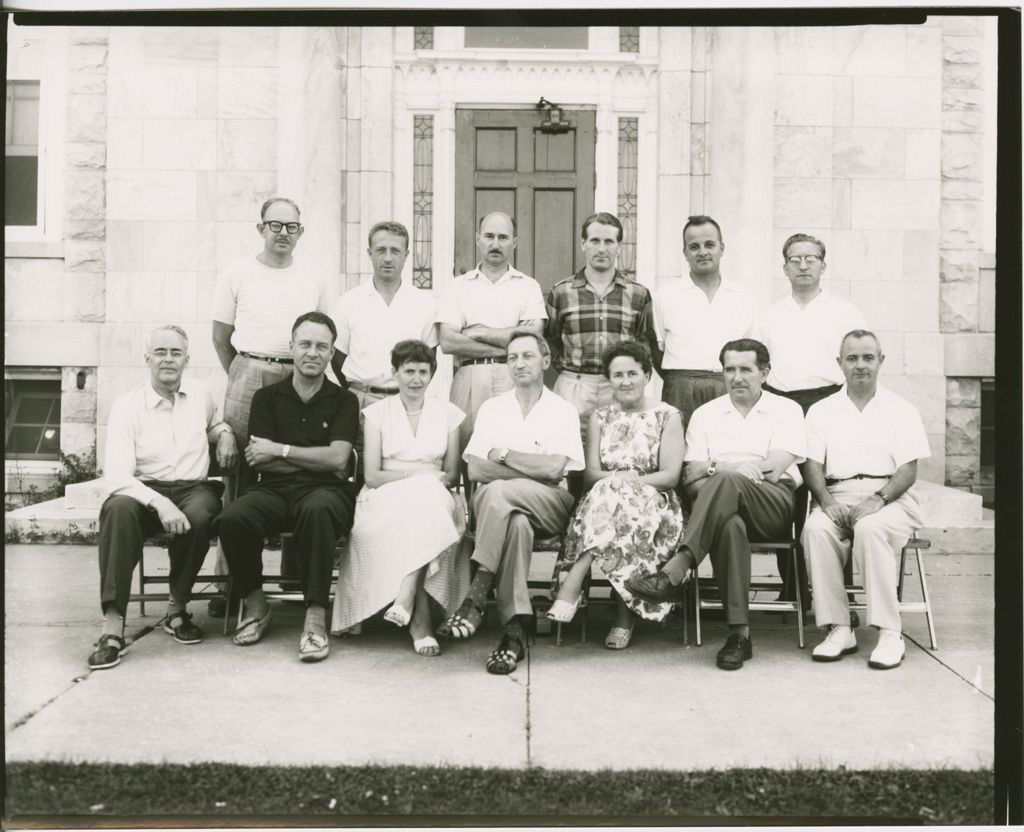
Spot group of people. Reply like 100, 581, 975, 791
89, 198, 930, 678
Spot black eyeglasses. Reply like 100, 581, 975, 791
264, 221, 301, 234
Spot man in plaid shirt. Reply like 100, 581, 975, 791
544, 212, 658, 436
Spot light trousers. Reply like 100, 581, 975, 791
802, 480, 923, 632
471, 478, 574, 625
553, 371, 613, 440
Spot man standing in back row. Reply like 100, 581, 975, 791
437, 211, 547, 450
654, 215, 757, 428
545, 211, 657, 434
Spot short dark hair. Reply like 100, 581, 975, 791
506, 329, 550, 358
367, 221, 410, 251
782, 233, 826, 261
683, 215, 723, 244
477, 212, 517, 235
390, 339, 436, 376
719, 338, 770, 371
839, 328, 883, 356
260, 197, 301, 221
601, 340, 652, 378
580, 212, 624, 243
291, 311, 338, 342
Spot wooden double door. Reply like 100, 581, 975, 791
454, 108, 597, 296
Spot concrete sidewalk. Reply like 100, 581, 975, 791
5, 544, 993, 772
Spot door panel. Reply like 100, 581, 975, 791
455, 108, 596, 293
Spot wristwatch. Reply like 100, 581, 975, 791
706, 460, 717, 477
874, 488, 890, 504
281, 444, 292, 459
498, 448, 510, 464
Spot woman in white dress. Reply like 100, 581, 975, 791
330, 340, 469, 656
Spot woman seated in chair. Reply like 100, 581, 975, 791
548, 340, 685, 649
331, 340, 469, 656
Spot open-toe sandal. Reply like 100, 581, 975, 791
485, 633, 526, 675
383, 604, 411, 628
233, 608, 272, 646
413, 636, 441, 657
436, 602, 484, 640
605, 619, 637, 650
546, 593, 584, 623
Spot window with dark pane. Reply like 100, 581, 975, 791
619, 26, 640, 53
617, 118, 638, 280
414, 26, 434, 50
5, 80, 40, 227
464, 27, 587, 49
980, 379, 994, 468
412, 115, 434, 290
5, 378, 61, 459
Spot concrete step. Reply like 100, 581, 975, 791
64, 477, 107, 510
914, 480, 983, 523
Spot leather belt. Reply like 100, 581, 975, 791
458, 357, 506, 368
347, 380, 399, 396
239, 352, 294, 365
826, 474, 890, 485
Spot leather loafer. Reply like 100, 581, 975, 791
716, 632, 753, 670
624, 571, 681, 603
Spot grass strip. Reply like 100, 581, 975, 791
5, 762, 992, 825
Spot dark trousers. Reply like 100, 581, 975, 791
214, 481, 354, 608
684, 470, 795, 626
764, 381, 843, 603
98, 480, 224, 616
661, 369, 726, 430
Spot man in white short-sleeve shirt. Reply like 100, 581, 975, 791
761, 233, 865, 414
627, 338, 805, 671
441, 330, 583, 676
436, 212, 547, 448
802, 329, 930, 670
329, 220, 438, 409
654, 215, 757, 428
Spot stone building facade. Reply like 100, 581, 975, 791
4, 20, 998, 503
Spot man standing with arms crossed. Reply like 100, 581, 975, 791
329, 221, 438, 410
654, 215, 757, 429
545, 211, 658, 434
437, 211, 547, 450
210, 197, 330, 613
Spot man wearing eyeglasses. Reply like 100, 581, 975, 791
653, 215, 757, 429
209, 197, 330, 615
760, 234, 865, 414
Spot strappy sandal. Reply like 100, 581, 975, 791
546, 593, 584, 623
436, 601, 484, 640
233, 608, 272, 646
485, 632, 526, 675
605, 618, 637, 650
298, 631, 329, 662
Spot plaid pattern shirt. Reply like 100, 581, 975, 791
545, 269, 655, 375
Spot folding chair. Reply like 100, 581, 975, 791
844, 533, 937, 649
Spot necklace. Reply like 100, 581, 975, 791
404, 406, 424, 416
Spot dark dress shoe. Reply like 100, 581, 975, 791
716, 632, 753, 670
624, 571, 680, 602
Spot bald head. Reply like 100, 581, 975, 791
476, 212, 518, 272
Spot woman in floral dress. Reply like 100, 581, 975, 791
548, 340, 685, 649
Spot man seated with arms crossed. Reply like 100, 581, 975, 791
215, 312, 359, 663
440, 330, 584, 675
89, 325, 237, 670
627, 338, 805, 671
802, 329, 930, 670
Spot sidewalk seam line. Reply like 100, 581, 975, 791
909, 635, 994, 702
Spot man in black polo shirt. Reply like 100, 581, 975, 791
216, 311, 359, 663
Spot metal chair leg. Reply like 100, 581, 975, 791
792, 544, 805, 649
694, 575, 702, 647
555, 621, 563, 647
139, 548, 147, 617
915, 547, 938, 650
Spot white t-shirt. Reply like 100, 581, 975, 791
212, 255, 329, 357
654, 277, 757, 371
464, 387, 584, 474
805, 385, 931, 479
331, 281, 439, 386
436, 265, 547, 331
761, 291, 865, 390
685, 390, 807, 484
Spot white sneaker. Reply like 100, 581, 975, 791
812, 625, 858, 662
869, 630, 905, 670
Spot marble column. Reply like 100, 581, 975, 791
708, 27, 775, 306
277, 27, 345, 295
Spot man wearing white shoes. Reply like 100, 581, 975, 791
802, 329, 930, 670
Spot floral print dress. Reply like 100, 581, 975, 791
551, 403, 685, 622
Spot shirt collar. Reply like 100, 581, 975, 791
839, 382, 891, 409
144, 381, 186, 409
570, 268, 630, 290
685, 275, 737, 293
467, 264, 525, 283
365, 279, 410, 298
278, 375, 337, 404
716, 388, 775, 416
